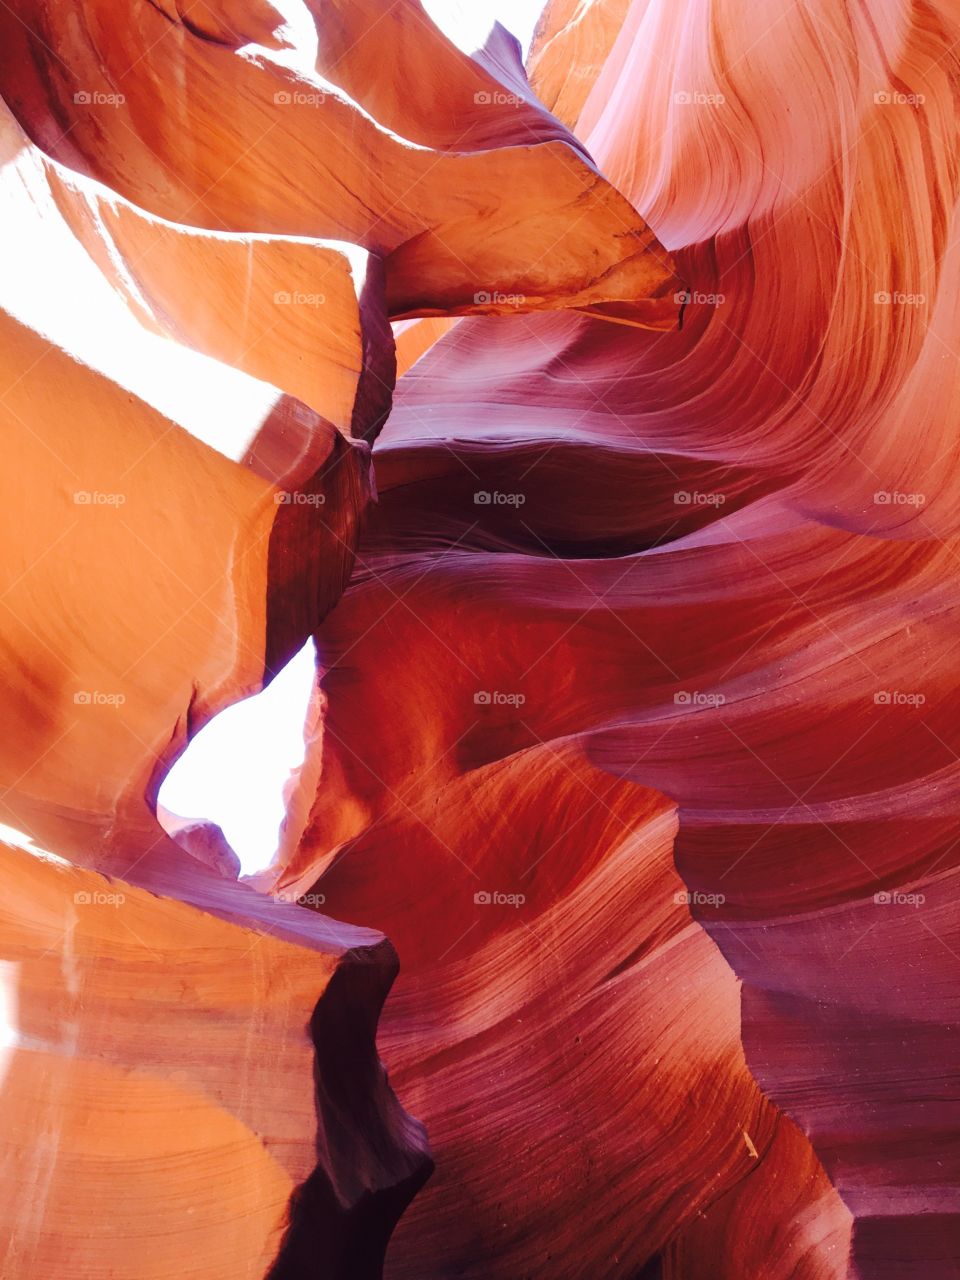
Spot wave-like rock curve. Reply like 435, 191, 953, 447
2, 0, 958, 1276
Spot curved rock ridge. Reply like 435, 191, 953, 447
0, 0, 687, 1275
0, 0, 672, 854
258, 0, 960, 1275
281, 737, 853, 1277
0, 0, 677, 865
0, 0, 678, 326
3, 0, 957, 1275
0, 832, 430, 1279
0, 92, 377, 863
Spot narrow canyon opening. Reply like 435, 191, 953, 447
158, 640, 317, 875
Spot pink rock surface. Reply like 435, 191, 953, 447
2, 0, 958, 1276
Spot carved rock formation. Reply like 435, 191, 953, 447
2, 0, 957, 1277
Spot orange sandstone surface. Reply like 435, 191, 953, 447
0, 0, 957, 1277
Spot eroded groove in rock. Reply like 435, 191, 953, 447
264, 1, 960, 1274
272, 564, 855, 1278
3, 0, 957, 1275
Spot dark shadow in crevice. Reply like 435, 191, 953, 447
265, 941, 433, 1279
